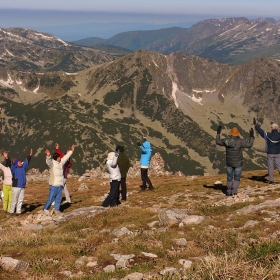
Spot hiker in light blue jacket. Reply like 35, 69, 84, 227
137, 136, 154, 190
254, 117, 280, 184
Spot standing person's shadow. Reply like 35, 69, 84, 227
21, 202, 43, 214
203, 183, 227, 195
248, 174, 269, 183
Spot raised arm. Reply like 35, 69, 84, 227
45, 149, 53, 168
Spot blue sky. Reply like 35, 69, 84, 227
0, 0, 279, 17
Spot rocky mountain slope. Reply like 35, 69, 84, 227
1, 47, 279, 175
73, 17, 280, 64
0, 27, 125, 72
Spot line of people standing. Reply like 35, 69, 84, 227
101, 136, 154, 207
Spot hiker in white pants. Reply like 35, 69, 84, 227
10, 149, 32, 215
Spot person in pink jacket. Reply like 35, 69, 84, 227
0, 151, 12, 213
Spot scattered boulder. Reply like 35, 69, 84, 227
0, 256, 29, 272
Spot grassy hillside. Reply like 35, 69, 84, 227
1, 170, 280, 279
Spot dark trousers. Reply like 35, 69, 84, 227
102, 180, 120, 207
141, 168, 153, 189
119, 177, 127, 200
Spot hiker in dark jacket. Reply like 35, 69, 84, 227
117, 145, 130, 201
254, 118, 280, 184
216, 126, 254, 196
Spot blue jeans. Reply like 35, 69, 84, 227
43, 186, 63, 211
226, 166, 242, 182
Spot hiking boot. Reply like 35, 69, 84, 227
44, 209, 50, 216
269, 181, 276, 184
148, 187, 154, 190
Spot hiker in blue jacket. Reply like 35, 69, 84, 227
254, 117, 280, 184
10, 148, 32, 215
137, 136, 154, 190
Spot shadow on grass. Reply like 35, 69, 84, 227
22, 202, 43, 213
203, 183, 227, 195
247, 174, 269, 183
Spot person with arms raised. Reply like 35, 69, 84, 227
10, 148, 32, 215
253, 117, 280, 184
43, 144, 74, 216
216, 126, 254, 196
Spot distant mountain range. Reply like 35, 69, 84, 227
34, 21, 195, 42
0, 18, 279, 175
72, 17, 280, 65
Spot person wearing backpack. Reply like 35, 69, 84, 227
216, 126, 254, 196
254, 118, 280, 184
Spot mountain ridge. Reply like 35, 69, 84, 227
72, 17, 280, 64
1, 48, 277, 175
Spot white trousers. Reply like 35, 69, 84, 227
10, 187, 25, 214
63, 180, 71, 203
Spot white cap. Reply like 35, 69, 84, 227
107, 152, 115, 160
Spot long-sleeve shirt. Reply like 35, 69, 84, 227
0, 162, 12, 185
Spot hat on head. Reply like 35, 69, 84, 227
13, 158, 19, 166
118, 146, 124, 152
229, 127, 240, 137
53, 152, 61, 161
271, 123, 279, 130
107, 152, 115, 160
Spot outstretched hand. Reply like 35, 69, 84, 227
30, 148, 33, 156
249, 128, 254, 138
45, 149, 51, 157
71, 145, 75, 152
253, 117, 256, 126
217, 125, 222, 135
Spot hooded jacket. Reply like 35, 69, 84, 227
106, 154, 121, 182
139, 140, 152, 167
11, 156, 31, 188
216, 134, 254, 168
255, 125, 280, 154
46, 150, 73, 187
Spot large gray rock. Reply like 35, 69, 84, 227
0, 256, 29, 271
159, 208, 205, 226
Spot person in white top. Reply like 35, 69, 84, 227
0, 151, 13, 213
102, 149, 121, 207
43, 145, 74, 216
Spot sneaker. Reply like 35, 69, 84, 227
62, 201, 71, 204
44, 209, 50, 216
269, 181, 276, 184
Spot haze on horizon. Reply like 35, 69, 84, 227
0, 0, 279, 41
0, 0, 279, 26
